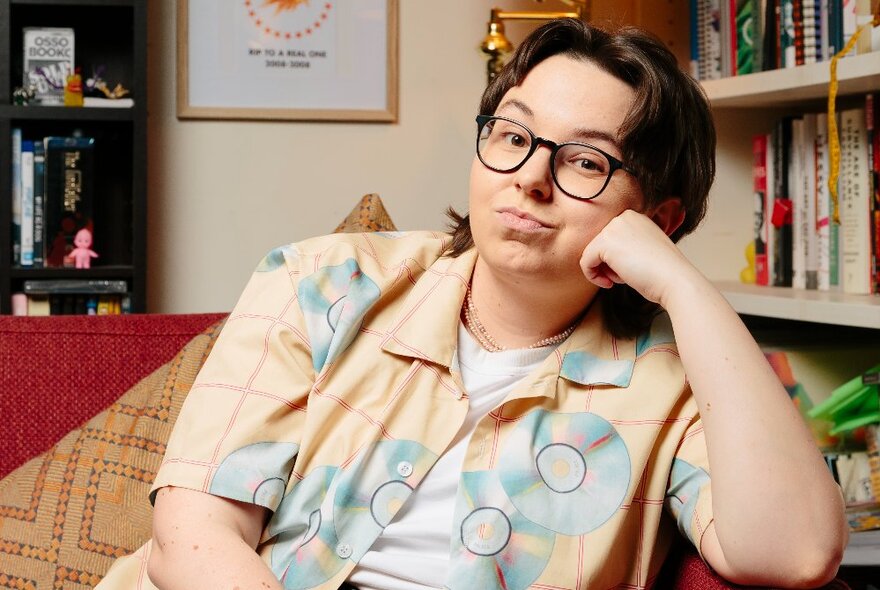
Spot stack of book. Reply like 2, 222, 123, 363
14, 279, 130, 316
10, 131, 95, 269
690, 0, 879, 80
752, 92, 879, 295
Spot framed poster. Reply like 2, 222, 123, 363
177, 0, 398, 122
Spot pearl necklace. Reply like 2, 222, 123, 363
463, 287, 579, 352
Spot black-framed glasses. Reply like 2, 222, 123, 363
475, 115, 635, 200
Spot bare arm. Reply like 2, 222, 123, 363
581, 210, 848, 587
148, 486, 283, 590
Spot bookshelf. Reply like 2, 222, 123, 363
0, 0, 147, 314
679, 55, 880, 331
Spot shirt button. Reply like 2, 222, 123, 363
397, 461, 413, 477
336, 543, 352, 559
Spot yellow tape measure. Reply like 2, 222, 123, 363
827, 14, 880, 225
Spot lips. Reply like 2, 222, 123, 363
496, 207, 553, 232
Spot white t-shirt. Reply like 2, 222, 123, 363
346, 323, 556, 590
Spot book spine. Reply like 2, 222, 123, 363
839, 106, 872, 294
868, 93, 879, 293
707, 0, 724, 79
793, 0, 806, 65
803, 113, 819, 289
831, 111, 841, 286
801, 0, 819, 63
841, 0, 857, 57
691, 0, 702, 77
754, 134, 770, 284
736, 0, 756, 74
773, 117, 794, 286
43, 137, 96, 267
20, 141, 34, 267
11, 128, 22, 265
816, 112, 832, 290
791, 117, 807, 289
32, 141, 45, 268
819, 0, 830, 60
765, 131, 777, 285
781, 0, 796, 67
762, 0, 779, 70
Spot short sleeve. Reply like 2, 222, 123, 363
150, 244, 313, 513
665, 413, 715, 558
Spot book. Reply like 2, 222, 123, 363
22, 279, 128, 295
754, 134, 770, 284
772, 117, 794, 286
792, 117, 806, 289
82, 97, 134, 108
736, 0, 756, 74
839, 106, 872, 294
781, 0, 796, 67
802, 113, 819, 289
868, 93, 879, 293
43, 136, 95, 268
11, 128, 21, 265
32, 141, 45, 268
816, 112, 833, 290
22, 27, 74, 106
19, 140, 34, 267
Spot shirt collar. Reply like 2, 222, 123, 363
380, 251, 636, 390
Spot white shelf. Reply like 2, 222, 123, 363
842, 529, 880, 566
716, 281, 880, 329
703, 53, 880, 108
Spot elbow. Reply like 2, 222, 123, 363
147, 535, 172, 588
786, 548, 844, 589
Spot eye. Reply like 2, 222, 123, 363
503, 133, 528, 148
567, 150, 609, 175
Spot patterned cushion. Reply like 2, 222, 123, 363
0, 320, 224, 588
334, 193, 397, 233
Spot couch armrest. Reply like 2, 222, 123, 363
0, 313, 227, 478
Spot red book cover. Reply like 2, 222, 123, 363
754, 134, 770, 285
793, 0, 805, 65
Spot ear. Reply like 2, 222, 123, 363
647, 198, 686, 237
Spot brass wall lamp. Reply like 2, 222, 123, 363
480, 0, 589, 83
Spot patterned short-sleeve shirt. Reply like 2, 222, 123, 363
98, 231, 714, 590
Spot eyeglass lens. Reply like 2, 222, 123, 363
477, 117, 614, 200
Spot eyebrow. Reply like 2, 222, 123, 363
495, 98, 623, 153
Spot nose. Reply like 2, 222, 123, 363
513, 143, 554, 202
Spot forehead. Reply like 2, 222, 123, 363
496, 55, 635, 143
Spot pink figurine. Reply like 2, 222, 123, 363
70, 228, 99, 269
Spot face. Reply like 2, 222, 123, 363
468, 55, 643, 293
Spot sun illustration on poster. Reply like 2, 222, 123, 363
244, 0, 333, 40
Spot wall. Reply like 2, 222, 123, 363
146, 1, 689, 313
147, 1, 523, 312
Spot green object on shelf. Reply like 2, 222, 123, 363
809, 364, 880, 434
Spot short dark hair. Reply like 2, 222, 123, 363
447, 18, 716, 339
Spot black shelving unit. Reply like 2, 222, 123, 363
0, 0, 147, 314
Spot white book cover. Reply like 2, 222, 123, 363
791, 117, 806, 289
764, 131, 776, 286
11, 128, 22, 265
802, 113, 819, 289
22, 27, 74, 106
839, 107, 871, 294
815, 112, 831, 290
20, 143, 34, 267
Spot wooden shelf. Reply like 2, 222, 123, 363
0, 104, 135, 121
716, 281, 880, 329
703, 53, 880, 108
842, 529, 880, 566
11, 0, 135, 6
9, 266, 135, 279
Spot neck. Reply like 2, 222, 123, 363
467, 256, 596, 350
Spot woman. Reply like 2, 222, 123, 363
99, 19, 846, 590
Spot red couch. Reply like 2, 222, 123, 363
0, 314, 847, 589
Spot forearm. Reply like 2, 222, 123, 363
148, 525, 283, 590
663, 271, 847, 582
148, 487, 282, 590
